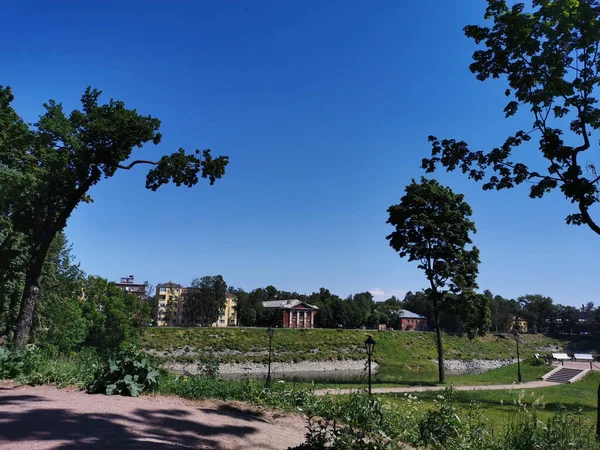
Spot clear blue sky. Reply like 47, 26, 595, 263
3, 1, 599, 307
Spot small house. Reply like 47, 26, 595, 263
398, 310, 427, 331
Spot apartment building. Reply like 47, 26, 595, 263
215, 293, 238, 327
155, 282, 184, 326
154, 282, 238, 327
115, 275, 146, 301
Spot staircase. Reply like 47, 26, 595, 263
544, 367, 586, 384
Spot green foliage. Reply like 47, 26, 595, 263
386, 177, 480, 295
196, 351, 220, 379
418, 388, 495, 450
292, 393, 406, 450
82, 276, 146, 349
184, 275, 227, 325
87, 348, 159, 397
424, 0, 600, 237
387, 177, 483, 382
33, 233, 88, 352
503, 408, 598, 450
0, 85, 228, 347
0, 346, 26, 378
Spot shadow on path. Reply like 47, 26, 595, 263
0, 390, 263, 449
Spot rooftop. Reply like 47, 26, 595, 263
157, 281, 183, 288
399, 309, 426, 319
263, 299, 319, 310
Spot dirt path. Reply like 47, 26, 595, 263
0, 384, 306, 449
315, 380, 556, 396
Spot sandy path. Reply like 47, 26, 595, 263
0, 384, 306, 449
315, 379, 556, 396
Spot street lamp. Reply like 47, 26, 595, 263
514, 331, 522, 383
266, 327, 275, 388
364, 335, 376, 395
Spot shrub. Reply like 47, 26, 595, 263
0, 346, 26, 378
502, 408, 598, 450
87, 348, 159, 396
291, 392, 406, 450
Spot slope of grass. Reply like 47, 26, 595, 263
141, 327, 578, 372
380, 371, 600, 431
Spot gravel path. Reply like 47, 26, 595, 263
0, 384, 306, 449
315, 380, 556, 396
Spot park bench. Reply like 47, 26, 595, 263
573, 353, 595, 369
552, 353, 570, 366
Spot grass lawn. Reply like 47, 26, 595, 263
142, 327, 577, 371
379, 371, 600, 432
296, 361, 552, 390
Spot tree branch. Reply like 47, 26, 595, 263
578, 202, 600, 236
117, 160, 159, 170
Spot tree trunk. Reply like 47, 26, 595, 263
434, 310, 445, 383
13, 240, 52, 348
596, 384, 600, 442
433, 298, 445, 384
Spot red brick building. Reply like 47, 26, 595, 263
398, 310, 427, 331
263, 299, 319, 328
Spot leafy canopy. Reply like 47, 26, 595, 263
386, 177, 480, 294
423, 0, 600, 235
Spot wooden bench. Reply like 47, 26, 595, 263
573, 353, 595, 369
552, 353, 570, 366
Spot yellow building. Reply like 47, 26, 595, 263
155, 282, 184, 326
215, 293, 238, 327
511, 316, 528, 333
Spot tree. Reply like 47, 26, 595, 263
387, 178, 480, 383
423, 0, 600, 237
184, 276, 227, 326
33, 232, 87, 352
0, 86, 228, 347
81, 276, 147, 350
519, 294, 555, 334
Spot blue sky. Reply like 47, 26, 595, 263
3, 1, 598, 306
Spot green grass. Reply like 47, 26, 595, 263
301, 361, 552, 390
380, 371, 600, 432
142, 327, 579, 373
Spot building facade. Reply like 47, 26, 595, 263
115, 275, 146, 301
155, 282, 184, 326
263, 299, 319, 328
154, 282, 238, 327
215, 293, 238, 327
398, 310, 428, 331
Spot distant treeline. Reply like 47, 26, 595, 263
222, 285, 600, 336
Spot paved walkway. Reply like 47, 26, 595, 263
0, 384, 306, 449
316, 362, 600, 396
315, 380, 555, 396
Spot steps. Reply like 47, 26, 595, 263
544, 367, 585, 384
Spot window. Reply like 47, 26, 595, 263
219, 319, 225, 324
160, 287, 166, 293
159, 302, 166, 308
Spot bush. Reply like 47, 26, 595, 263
0, 346, 26, 378
87, 348, 159, 396
291, 392, 406, 450
503, 408, 598, 450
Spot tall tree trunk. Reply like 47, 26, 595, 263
596, 381, 599, 443
13, 239, 52, 348
434, 304, 445, 384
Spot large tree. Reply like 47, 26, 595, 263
0, 86, 228, 347
386, 178, 480, 383
184, 276, 228, 326
423, 0, 600, 236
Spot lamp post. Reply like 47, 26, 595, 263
364, 335, 376, 395
514, 331, 522, 383
266, 327, 275, 388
